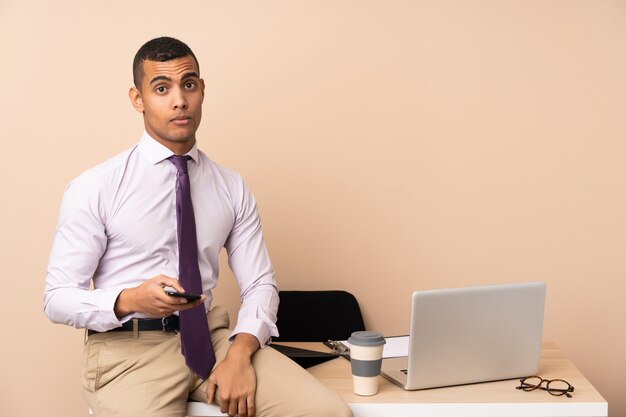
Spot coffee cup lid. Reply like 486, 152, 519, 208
348, 331, 386, 347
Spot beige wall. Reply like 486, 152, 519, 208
1, 0, 625, 416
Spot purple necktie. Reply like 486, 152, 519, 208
169, 155, 215, 380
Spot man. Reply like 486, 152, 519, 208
44, 37, 352, 417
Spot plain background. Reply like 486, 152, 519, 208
1, 0, 625, 416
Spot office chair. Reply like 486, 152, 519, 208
273, 290, 366, 342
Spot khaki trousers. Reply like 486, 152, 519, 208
82, 306, 352, 417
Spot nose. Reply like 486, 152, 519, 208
172, 87, 188, 110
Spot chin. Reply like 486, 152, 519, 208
167, 131, 195, 143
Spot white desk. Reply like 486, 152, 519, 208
275, 342, 607, 417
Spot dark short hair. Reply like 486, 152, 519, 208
132, 37, 199, 88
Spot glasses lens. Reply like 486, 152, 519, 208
519, 376, 542, 391
547, 379, 572, 395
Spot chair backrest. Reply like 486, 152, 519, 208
274, 290, 365, 342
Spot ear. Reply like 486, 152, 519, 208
200, 78, 206, 99
129, 86, 144, 113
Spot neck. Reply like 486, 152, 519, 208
165, 141, 195, 156
145, 130, 196, 155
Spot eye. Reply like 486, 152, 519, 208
155, 86, 168, 94
184, 81, 197, 90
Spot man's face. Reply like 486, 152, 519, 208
129, 55, 204, 153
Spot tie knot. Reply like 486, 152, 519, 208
168, 155, 192, 174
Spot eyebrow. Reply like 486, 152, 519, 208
149, 72, 200, 85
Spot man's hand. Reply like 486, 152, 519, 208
206, 333, 260, 417
114, 274, 205, 318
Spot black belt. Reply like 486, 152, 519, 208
87, 315, 179, 336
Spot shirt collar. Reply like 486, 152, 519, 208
137, 130, 200, 165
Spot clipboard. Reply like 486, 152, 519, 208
270, 344, 339, 368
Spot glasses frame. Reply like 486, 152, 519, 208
516, 375, 575, 398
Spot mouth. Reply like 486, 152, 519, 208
171, 115, 192, 125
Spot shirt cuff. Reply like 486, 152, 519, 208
230, 318, 277, 348
88, 287, 127, 332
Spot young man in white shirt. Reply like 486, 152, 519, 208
44, 36, 352, 417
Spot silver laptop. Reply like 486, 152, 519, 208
381, 281, 546, 390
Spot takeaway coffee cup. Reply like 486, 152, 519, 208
348, 331, 386, 396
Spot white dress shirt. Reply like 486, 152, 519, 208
44, 132, 279, 346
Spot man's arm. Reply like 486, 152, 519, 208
204, 176, 278, 417
43, 173, 120, 331
225, 176, 280, 346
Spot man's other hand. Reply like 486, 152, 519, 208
206, 333, 260, 417
114, 274, 205, 318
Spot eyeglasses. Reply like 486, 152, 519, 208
516, 376, 575, 398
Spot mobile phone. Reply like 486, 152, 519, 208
165, 290, 202, 301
